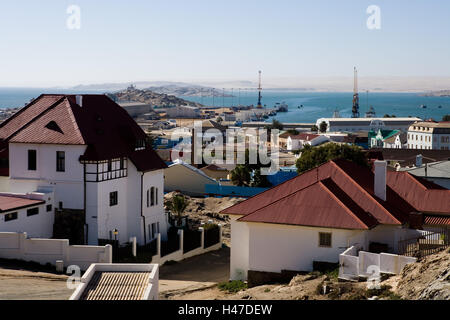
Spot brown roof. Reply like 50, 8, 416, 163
221, 159, 449, 229
424, 215, 450, 226
0, 94, 167, 172
0, 195, 44, 213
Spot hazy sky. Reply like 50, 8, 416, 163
0, 0, 449, 87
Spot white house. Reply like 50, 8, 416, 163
407, 121, 450, 150
286, 133, 328, 151
316, 117, 421, 133
222, 159, 450, 283
164, 159, 218, 196
0, 190, 54, 238
0, 94, 168, 246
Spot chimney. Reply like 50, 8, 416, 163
416, 154, 422, 167
374, 160, 387, 201
76, 95, 83, 107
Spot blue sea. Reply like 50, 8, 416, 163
181, 91, 450, 123
0, 88, 449, 123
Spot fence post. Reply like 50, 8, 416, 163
178, 229, 184, 253
156, 233, 161, 257
62, 239, 70, 266
105, 244, 113, 263
130, 237, 137, 257
199, 227, 204, 249
218, 224, 223, 245
19, 232, 27, 257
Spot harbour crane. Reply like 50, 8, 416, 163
257, 70, 263, 109
352, 67, 360, 118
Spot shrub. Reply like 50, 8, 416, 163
218, 280, 248, 293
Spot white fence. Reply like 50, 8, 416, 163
339, 246, 417, 281
0, 232, 112, 270
151, 225, 223, 265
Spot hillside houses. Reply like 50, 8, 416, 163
0, 94, 168, 246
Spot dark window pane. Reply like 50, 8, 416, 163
109, 191, 118, 206
56, 151, 65, 172
46, 204, 52, 212
5, 212, 18, 222
28, 150, 37, 171
27, 207, 39, 216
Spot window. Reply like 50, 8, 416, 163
120, 158, 125, 170
151, 223, 157, 239
28, 150, 37, 171
107, 160, 112, 172
146, 189, 150, 207
58, 202, 63, 210
46, 204, 52, 212
56, 151, 65, 172
150, 187, 155, 206
27, 207, 39, 216
4, 212, 18, 222
319, 232, 332, 247
109, 191, 118, 206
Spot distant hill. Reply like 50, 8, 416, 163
146, 85, 233, 97
420, 90, 450, 97
108, 87, 205, 108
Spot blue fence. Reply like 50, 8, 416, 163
204, 184, 268, 198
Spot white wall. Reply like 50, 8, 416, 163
230, 215, 249, 281
231, 221, 366, 279
8, 143, 86, 209
0, 232, 112, 270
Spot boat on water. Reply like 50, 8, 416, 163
438, 105, 442, 109
275, 102, 288, 112
420, 105, 427, 109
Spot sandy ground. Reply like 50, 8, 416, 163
159, 247, 230, 300
0, 268, 74, 300
164, 192, 244, 246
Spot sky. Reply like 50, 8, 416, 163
0, 0, 450, 88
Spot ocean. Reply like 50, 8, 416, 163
1, 88, 449, 123
181, 91, 450, 123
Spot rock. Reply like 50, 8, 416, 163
418, 269, 450, 300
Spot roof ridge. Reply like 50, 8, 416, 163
220, 165, 321, 215
319, 180, 371, 230
331, 161, 402, 225
236, 181, 323, 221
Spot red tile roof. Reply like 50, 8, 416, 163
0, 94, 167, 172
222, 159, 450, 229
0, 195, 44, 212
424, 215, 450, 226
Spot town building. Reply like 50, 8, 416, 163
165, 105, 201, 118
223, 159, 450, 282
400, 160, 450, 190
164, 159, 218, 196
368, 129, 401, 148
367, 148, 450, 170
0, 94, 168, 246
315, 117, 421, 133
0, 190, 54, 238
286, 133, 329, 151
407, 121, 450, 150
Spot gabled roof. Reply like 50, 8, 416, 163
0, 94, 167, 172
221, 159, 448, 229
